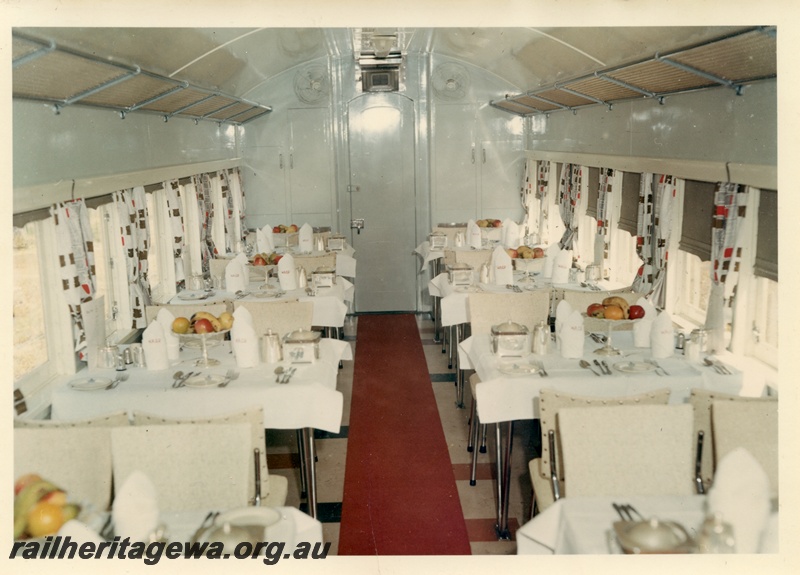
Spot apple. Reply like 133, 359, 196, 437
532, 247, 545, 259
193, 318, 214, 334
476, 219, 489, 228
506, 248, 518, 259
14, 474, 42, 496
603, 305, 624, 320
587, 303, 605, 318
272, 254, 283, 265
172, 317, 190, 334
288, 224, 299, 233
41, 490, 67, 506
272, 226, 281, 233
253, 255, 267, 266
628, 305, 646, 319
493, 219, 503, 228
218, 312, 234, 330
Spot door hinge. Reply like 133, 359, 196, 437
347, 184, 360, 193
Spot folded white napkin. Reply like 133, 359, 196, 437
277, 253, 298, 290
467, 219, 482, 249
231, 316, 260, 368
491, 246, 514, 285
559, 310, 585, 358
298, 223, 314, 254
156, 308, 180, 361
551, 249, 573, 284
58, 519, 104, 544
650, 311, 675, 358
708, 447, 771, 553
555, 299, 573, 336
225, 258, 247, 293
235, 253, 250, 284
502, 218, 521, 249
543, 244, 560, 278
232, 304, 254, 327
632, 297, 657, 348
113, 470, 160, 543
257, 225, 275, 253
142, 320, 169, 370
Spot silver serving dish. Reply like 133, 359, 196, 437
613, 518, 695, 554
446, 263, 473, 286
273, 232, 299, 248
490, 320, 532, 358
327, 234, 346, 251
428, 231, 448, 250
312, 267, 337, 289
283, 329, 321, 363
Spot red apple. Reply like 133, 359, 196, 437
14, 473, 42, 496
532, 247, 545, 259
288, 224, 299, 233
41, 490, 68, 506
272, 226, 281, 233
628, 305, 646, 319
253, 255, 267, 266
505, 248, 518, 259
193, 318, 214, 334
586, 303, 605, 318
493, 219, 503, 228
272, 254, 283, 265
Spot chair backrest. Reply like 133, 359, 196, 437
538, 388, 672, 481
688, 389, 770, 492
233, 300, 313, 338
711, 398, 778, 497
294, 253, 337, 278
110, 423, 252, 512
14, 411, 130, 428
467, 290, 551, 335
131, 408, 269, 505
145, 302, 228, 324
559, 404, 695, 497
454, 248, 493, 269
15, 426, 122, 511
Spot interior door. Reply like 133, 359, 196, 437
347, 93, 417, 312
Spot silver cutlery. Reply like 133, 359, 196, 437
580, 359, 601, 376
537, 361, 548, 377
274, 366, 285, 382
174, 371, 196, 388
234, 290, 250, 299
171, 370, 185, 388
505, 284, 522, 293
613, 502, 644, 522
106, 373, 129, 389
594, 359, 612, 375
280, 367, 297, 384
590, 333, 607, 344
646, 358, 669, 376
704, 357, 731, 374
218, 370, 239, 387
191, 511, 219, 542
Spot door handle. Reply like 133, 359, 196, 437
482, 148, 486, 163
471, 147, 475, 164
350, 218, 365, 235
290, 154, 294, 169
279, 153, 284, 169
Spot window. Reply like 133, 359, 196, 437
13, 224, 47, 382
674, 250, 712, 326
752, 276, 778, 367
608, 229, 639, 287
88, 206, 116, 339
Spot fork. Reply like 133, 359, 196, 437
106, 373, 129, 389
647, 358, 669, 375
174, 371, 196, 388
613, 503, 644, 522
218, 370, 239, 387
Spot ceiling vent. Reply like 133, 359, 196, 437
357, 28, 402, 92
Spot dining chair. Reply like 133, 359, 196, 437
131, 408, 288, 507
528, 388, 671, 517
711, 398, 778, 497
15, 425, 125, 511
465, 289, 552, 485
232, 300, 313, 338
687, 389, 773, 494
110, 423, 252, 512
557, 403, 695, 498
294, 253, 337, 279
13, 411, 130, 428
144, 302, 228, 324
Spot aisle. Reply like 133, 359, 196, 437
337, 313, 472, 555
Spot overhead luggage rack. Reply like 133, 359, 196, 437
491, 26, 776, 116
11, 31, 272, 125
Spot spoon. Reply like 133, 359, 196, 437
579, 359, 601, 376
172, 371, 185, 388
106, 373, 129, 389
274, 366, 285, 382
219, 370, 239, 387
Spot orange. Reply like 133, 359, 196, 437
27, 501, 65, 537
172, 317, 191, 334
603, 305, 624, 320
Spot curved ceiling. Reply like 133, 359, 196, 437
13, 26, 774, 121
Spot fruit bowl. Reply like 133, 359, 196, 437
582, 315, 639, 356
180, 329, 230, 366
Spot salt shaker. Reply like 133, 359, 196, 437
697, 514, 736, 553
480, 263, 490, 284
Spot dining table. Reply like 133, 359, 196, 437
466, 330, 748, 539
515, 494, 779, 554
50, 338, 352, 519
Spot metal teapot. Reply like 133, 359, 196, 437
261, 329, 283, 364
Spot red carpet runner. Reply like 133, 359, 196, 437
338, 314, 472, 555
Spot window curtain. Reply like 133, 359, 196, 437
221, 167, 247, 252
192, 173, 217, 264
632, 174, 676, 307
112, 187, 152, 329
557, 163, 582, 250
166, 179, 187, 287
536, 160, 551, 245
705, 183, 750, 351
596, 168, 616, 273
521, 158, 544, 245
49, 199, 96, 361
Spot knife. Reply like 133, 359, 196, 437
594, 359, 608, 375
600, 360, 612, 375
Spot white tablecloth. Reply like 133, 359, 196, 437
516, 495, 779, 554
51, 339, 351, 434
469, 331, 745, 424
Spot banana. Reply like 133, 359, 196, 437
13, 479, 61, 537
602, 296, 630, 318
191, 311, 223, 331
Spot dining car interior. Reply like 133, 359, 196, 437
8, 3, 795, 569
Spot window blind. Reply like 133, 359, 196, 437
617, 172, 641, 234
754, 188, 778, 281
678, 179, 716, 261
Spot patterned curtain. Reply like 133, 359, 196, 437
192, 173, 217, 264
521, 159, 540, 244
557, 163, 582, 249
112, 187, 151, 329
535, 160, 551, 245
705, 183, 749, 350
49, 199, 96, 361
632, 174, 676, 307
221, 168, 247, 251
596, 168, 616, 274
166, 179, 186, 287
